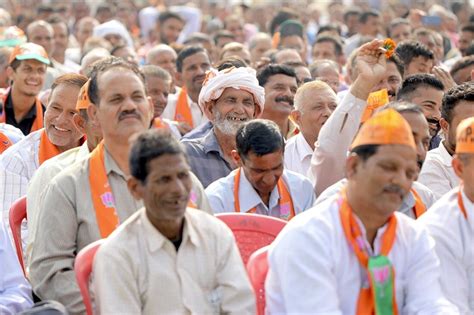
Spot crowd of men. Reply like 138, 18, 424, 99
0, 0, 473, 314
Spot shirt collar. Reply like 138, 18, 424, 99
6, 91, 40, 120
202, 128, 224, 155
103, 145, 127, 179
238, 169, 280, 212
295, 133, 313, 161
438, 141, 454, 167
143, 208, 200, 253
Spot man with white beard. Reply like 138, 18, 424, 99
181, 67, 265, 188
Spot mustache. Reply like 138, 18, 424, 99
118, 110, 141, 121
382, 184, 407, 199
275, 96, 294, 105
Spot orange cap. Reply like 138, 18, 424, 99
0, 132, 12, 154
361, 89, 390, 123
76, 79, 91, 110
9, 42, 50, 65
455, 117, 474, 154
351, 108, 416, 150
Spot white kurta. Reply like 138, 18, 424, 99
284, 132, 313, 177
265, 195, 458, 314
418, 187, 474, 313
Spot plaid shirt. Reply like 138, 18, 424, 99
181, 128, 233, 188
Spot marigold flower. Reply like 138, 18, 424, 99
383, 38, 396, 58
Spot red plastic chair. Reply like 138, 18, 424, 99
8, 196, 27, 275
216, 213, 286, 264
74, 239, 105, 315
247, 246, 270, 315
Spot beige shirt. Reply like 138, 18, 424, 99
29, 147, 212, 314
93, 207, 255, 315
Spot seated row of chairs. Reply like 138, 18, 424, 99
9, 196, 282, 315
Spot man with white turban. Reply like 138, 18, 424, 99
93, 20, 134, 48
181, 66, 265, 188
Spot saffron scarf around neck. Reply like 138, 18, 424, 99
458, 185, 469, 220
38, 129, 60, 165
339, 190, 399, 315
233, 168, 295, 221
0, 89, 44, 133
174, 88, 194, 129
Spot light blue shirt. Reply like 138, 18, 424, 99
0, 219, 33, 314
205, 169, 316, 218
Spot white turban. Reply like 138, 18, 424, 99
93, 20, 134, 48
198, 67, 265, 116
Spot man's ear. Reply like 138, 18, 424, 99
452, 155, 463, 179
6, 66, 14, 81
73, 113, 87, 134
291, 109, 302, 126
439, 117, 449, 134
231, 150, 243, 167
127, 177, 144, 201
87, 104, 101, 129
147, 96, 154, 121
203, 100, 215, 120
345, 153, 360, 179
174, 72, 183, 87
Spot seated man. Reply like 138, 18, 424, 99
93, 130, 255, 314
419, 83, 474, 198
181, 66, 264, 187
266, 109, 457, 313
285, 80, 337, 176
419, 117, 474, 313
206, 119, 315, 219
0, 73, 86, 225
0, 219, 33, 313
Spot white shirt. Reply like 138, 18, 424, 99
418, 188, 474, 313
418, 141, 459, 199
265, 195, 458, 314
316, 178, 437, 219
93, 207, 255, 314
0, 130, 42, 228
308, 91, 366, 195
205, 169, 315, 217
0, 219, 33, 314
284, 133, 313, 177
0, 123, 24, 145
162, 91, 208, 129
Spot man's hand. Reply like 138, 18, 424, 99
350, 40, 387, 100
432, 66, 456, 91
177, 122, 192, 135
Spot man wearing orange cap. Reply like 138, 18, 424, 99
419, 117, 474, 313
266, 109, 457, 313
29, 58, 212, 313
0, 43, 49, 136
0, 123, 24, 154
0, 73, 86, 232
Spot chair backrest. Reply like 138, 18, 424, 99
8, 196, 27, 275
247, 246, 270, 315
216, 213, 286, 264
74, 239, 105, 315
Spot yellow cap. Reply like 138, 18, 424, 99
76, 79, 91, 110
351, 108, 416, 150
455, 117, 474, 154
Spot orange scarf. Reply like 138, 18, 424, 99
174, 88, 194, 129
339, 190, 399, 315
410, 188, 426, 219
0, 89, 44, 133
89, 142, 120, 238
38, 129, 60, 165
458, 186, 469, 219
233, 168, 295, 221
89, 142, 199, 238
0, 132, 12, 154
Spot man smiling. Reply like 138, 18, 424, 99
0, 73, 86, 228
182, 66, 265, 187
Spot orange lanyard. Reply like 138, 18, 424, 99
233, 168, 295, 221
458, 187, 469, 220
174, 88, 194, 128
153, 117, 170, 130
0, 131, 12, 154
339, 190, 399, 315
410, 188, 426, 219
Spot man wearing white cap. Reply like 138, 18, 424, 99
418, 117, 474, 313
181, 66, 265, 188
